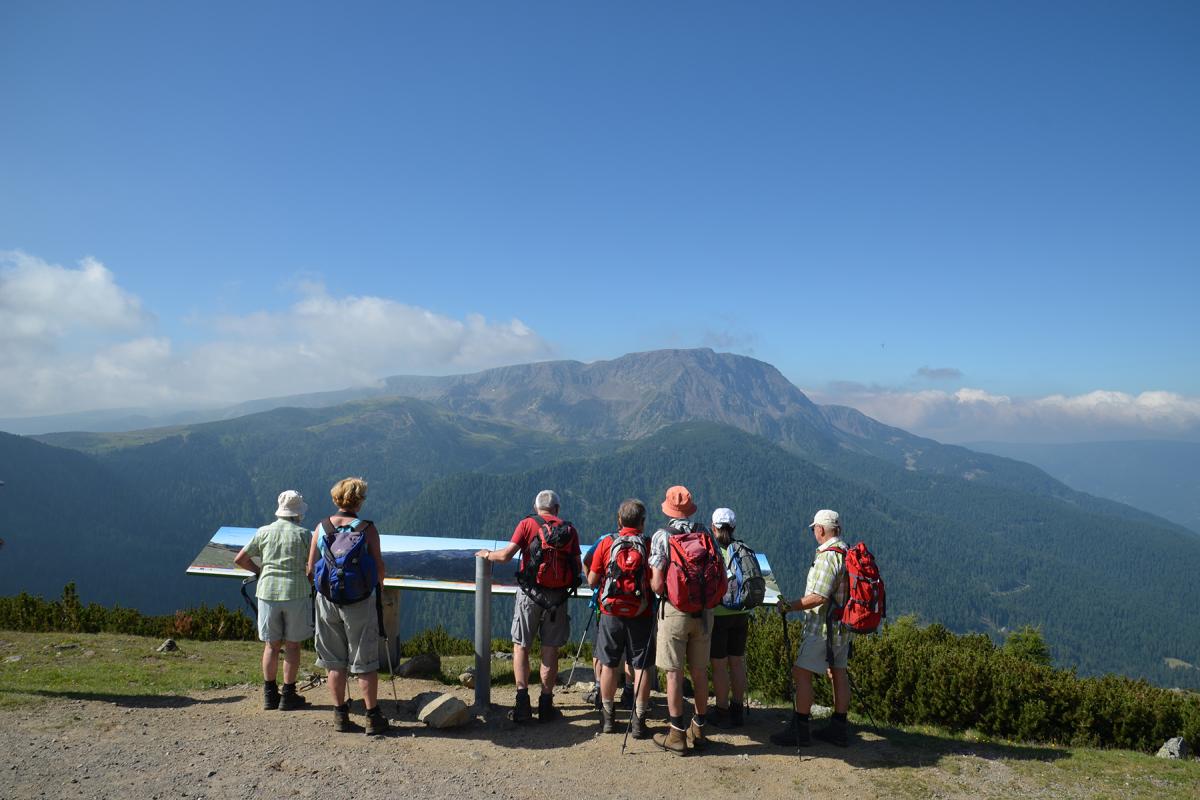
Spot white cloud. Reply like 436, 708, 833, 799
0, 253, 554, 417
809, 383, 1200, 443
0, 251, 150, 354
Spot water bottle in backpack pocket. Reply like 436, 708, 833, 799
313, 517, 377, 605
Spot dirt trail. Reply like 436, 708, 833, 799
0, 679, 1079, 800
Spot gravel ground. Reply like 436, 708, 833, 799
0, 678, 1118, 800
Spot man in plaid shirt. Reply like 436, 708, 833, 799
772, 509, 852, 748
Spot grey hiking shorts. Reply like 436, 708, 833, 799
314, 591, 379, 674
511, 589, 571, 649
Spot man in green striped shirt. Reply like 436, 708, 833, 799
772, 509, 852, 748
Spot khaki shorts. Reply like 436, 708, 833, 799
257, 596, 314, 643
655, 604, 713, 672
794, 632, 850, 674
314, 591, 379, 674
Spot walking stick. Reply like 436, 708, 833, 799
778, 603, 793, 702
565, 594, 599, 688
240, 577, 258, 621
375, 586, 401, 712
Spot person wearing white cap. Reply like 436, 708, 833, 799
709, 507, 749, 728
771, 509, 852, 748
234, 490, 315, 712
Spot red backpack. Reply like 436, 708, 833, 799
599, 533, 650, 618
517, 516, 581, 591
827, 542, 886, 634
663, 524, 728, 613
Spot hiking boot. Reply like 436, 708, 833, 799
709, 705, 732, 729
630, 712, 651, 740
729, 701, 745, 727
278, 684, 309, 711
600, 706, 615, 734
511, 691, 533, 723
686, 718, 710, 751
365, 706, 390, 736
262, 681, 280, 711
583, 685, 600, 710
814, 716, 849, 747
537, 692, 562, 722
334, 704, 364, 733
619, 685, 634, 711
653, 725, 689, 756
769, 714, 811, 748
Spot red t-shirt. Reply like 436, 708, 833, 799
589, 527, 652, 618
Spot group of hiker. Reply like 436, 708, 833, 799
236, 477, 878, 753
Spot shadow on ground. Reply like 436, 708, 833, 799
14, 689, 244, 709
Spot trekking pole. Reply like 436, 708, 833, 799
565, 594, 598, 688
240, 577, 258, 621
621, 610, 658, 755
375, 586, 400, 712
845, 666, 878, 730
778, 603, 793, 702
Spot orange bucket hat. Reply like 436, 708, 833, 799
661, 485, 697, 519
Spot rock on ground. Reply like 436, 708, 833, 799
1156, 736, 1191, 759
417, 694, 472, 729
396, 652, 441, 678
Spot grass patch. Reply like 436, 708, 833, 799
0, 631, 265, 706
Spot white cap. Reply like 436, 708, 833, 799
275, 490, 308, 518
809, 509, 840, 529
712, 507, 736, 527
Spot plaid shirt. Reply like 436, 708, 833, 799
802, 537, 850, 643
244, 518, 312, 602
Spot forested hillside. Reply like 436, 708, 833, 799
5, 350, 1199, 690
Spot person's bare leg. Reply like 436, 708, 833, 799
830, 667, 850, 714
729, 655, 747, 705
634, 668, 652, 705
262, 641, 281, 681
282, 641, 301, 684
689, 658, 709, 715
539, 645, 559, 695
513, 643, 531, 689
711, 656, 730, 708
794, 667, 814, 714
600, 661, 621, 701
358, 672, 378, 709
666, 670, 684, 717
328, 668, 347, 706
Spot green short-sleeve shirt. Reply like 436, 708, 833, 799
243, 518, 312, 602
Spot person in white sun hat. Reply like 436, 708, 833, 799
234, 489, 315, 712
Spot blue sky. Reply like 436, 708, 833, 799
1, 2, 1197, 441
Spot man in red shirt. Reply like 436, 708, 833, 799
587, 498, 655, 738
477, 489, 582, 722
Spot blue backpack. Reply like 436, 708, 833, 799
314, 517, 377, 605
721, 540, 766, 611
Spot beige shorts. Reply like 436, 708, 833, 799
655, 604, 713, 672
794, 633, 850, 674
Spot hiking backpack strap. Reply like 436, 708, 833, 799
823, 545, 848, 667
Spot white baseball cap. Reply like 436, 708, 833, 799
809, 509, 840, 529
712, 508, 736, 527
275, 490, 308, 518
